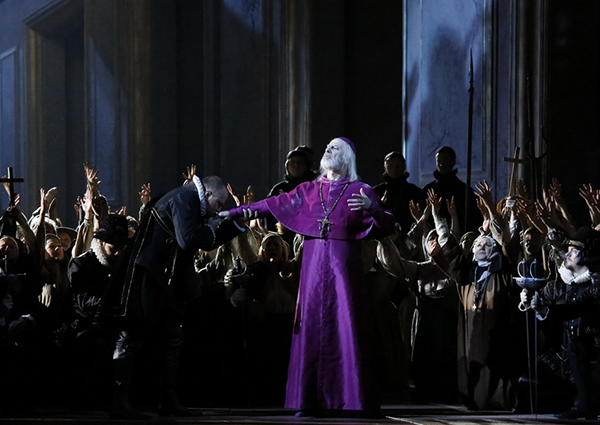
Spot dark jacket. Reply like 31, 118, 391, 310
97, 183, 243, 320
423, 169, 480, 233
373, 173, 426, 234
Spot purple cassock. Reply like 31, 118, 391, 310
227, 176, 394, 411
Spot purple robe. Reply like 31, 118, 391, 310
228, 177, 394, 411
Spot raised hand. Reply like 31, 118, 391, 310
549, 177, 562, 198
475, 180, 494, 210
7, 194, 20, 212
409, 199, 423, 222
83, 163, 100, 189
347, 188, 372, 211
81, 186, 94, 219
227, 183, 242, 207
516, 179, 529, 200
534, 199, 554, 230
45, 186, 58, 205
39, 188, 48, 215
476, 196, 490, 220
426, 189, 442, 215
182, 164, 196, 185
139, 183, 151, 206
579, 183, 597, 207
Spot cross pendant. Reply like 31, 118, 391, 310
318, 217, 333, 238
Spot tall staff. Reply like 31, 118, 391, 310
465, 50, 474, 232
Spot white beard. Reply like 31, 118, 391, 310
91, 238, 111, 268
320, 156, 342, 173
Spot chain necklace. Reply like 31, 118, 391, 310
318, 182, 349, 238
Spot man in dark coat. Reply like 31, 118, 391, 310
64, 214, 129, 408
423, 146, 479, 233
524, 227, 600, 420
68, 214, 129, 334
373, 151, 425, 234
100, 175, 244, 419
266, 146, 316, 235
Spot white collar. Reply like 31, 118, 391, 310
558, 264, 592, 285
91, 238, 111, 268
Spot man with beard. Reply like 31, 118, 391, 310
68, 214, 129, 338
64, 214, 129, 408
220, 137, 395, 418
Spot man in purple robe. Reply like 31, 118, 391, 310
220, 137, 394, 417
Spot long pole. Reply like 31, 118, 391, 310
465, 50, 474, 232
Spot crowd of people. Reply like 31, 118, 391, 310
2, 141, 600, 420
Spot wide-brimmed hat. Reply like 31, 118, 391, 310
56, 226, 77, 241
567, 226, 600, 266
94, 214, 129, 246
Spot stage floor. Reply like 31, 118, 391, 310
0, 404, 578, 424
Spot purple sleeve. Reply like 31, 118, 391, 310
227, 199, 271, 220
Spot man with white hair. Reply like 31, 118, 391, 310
220, 137, 395, 417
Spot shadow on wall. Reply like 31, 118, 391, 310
407, 23, 483, 187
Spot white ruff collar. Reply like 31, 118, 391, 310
91, 238, 111, 268
192, 175, 207, 216
558, 264, 592, 285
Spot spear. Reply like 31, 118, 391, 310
465, 49, 474, 232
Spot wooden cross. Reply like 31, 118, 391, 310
318, 217, 333, 238
503, 147, 528, 196
0, 167, 24, 208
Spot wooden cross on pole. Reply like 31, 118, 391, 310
503, 147, 529, 196
0, 167, 24, 208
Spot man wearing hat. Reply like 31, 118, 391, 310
64, 214, 129, 406
220, 137, 394, 417
523, 226, 600, 419
68, 214, 129, 335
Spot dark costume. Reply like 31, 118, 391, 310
423, 169, 480, 233
377, 220, 460, 403
98, 180, 243, 415
373, 172, 426, 234
266, 150, 316, 234
457, 246, 523, 410
69, 245, 112, 333
228, 176, 394, 412
536, 268, 600, 418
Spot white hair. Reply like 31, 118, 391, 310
318, 138, 359, 182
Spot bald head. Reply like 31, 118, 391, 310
202, 175, 228, 214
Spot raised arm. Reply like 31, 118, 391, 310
579, 183, 600, 228
72, 186, 95, 258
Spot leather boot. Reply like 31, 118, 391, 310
109, 344, 151, 420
